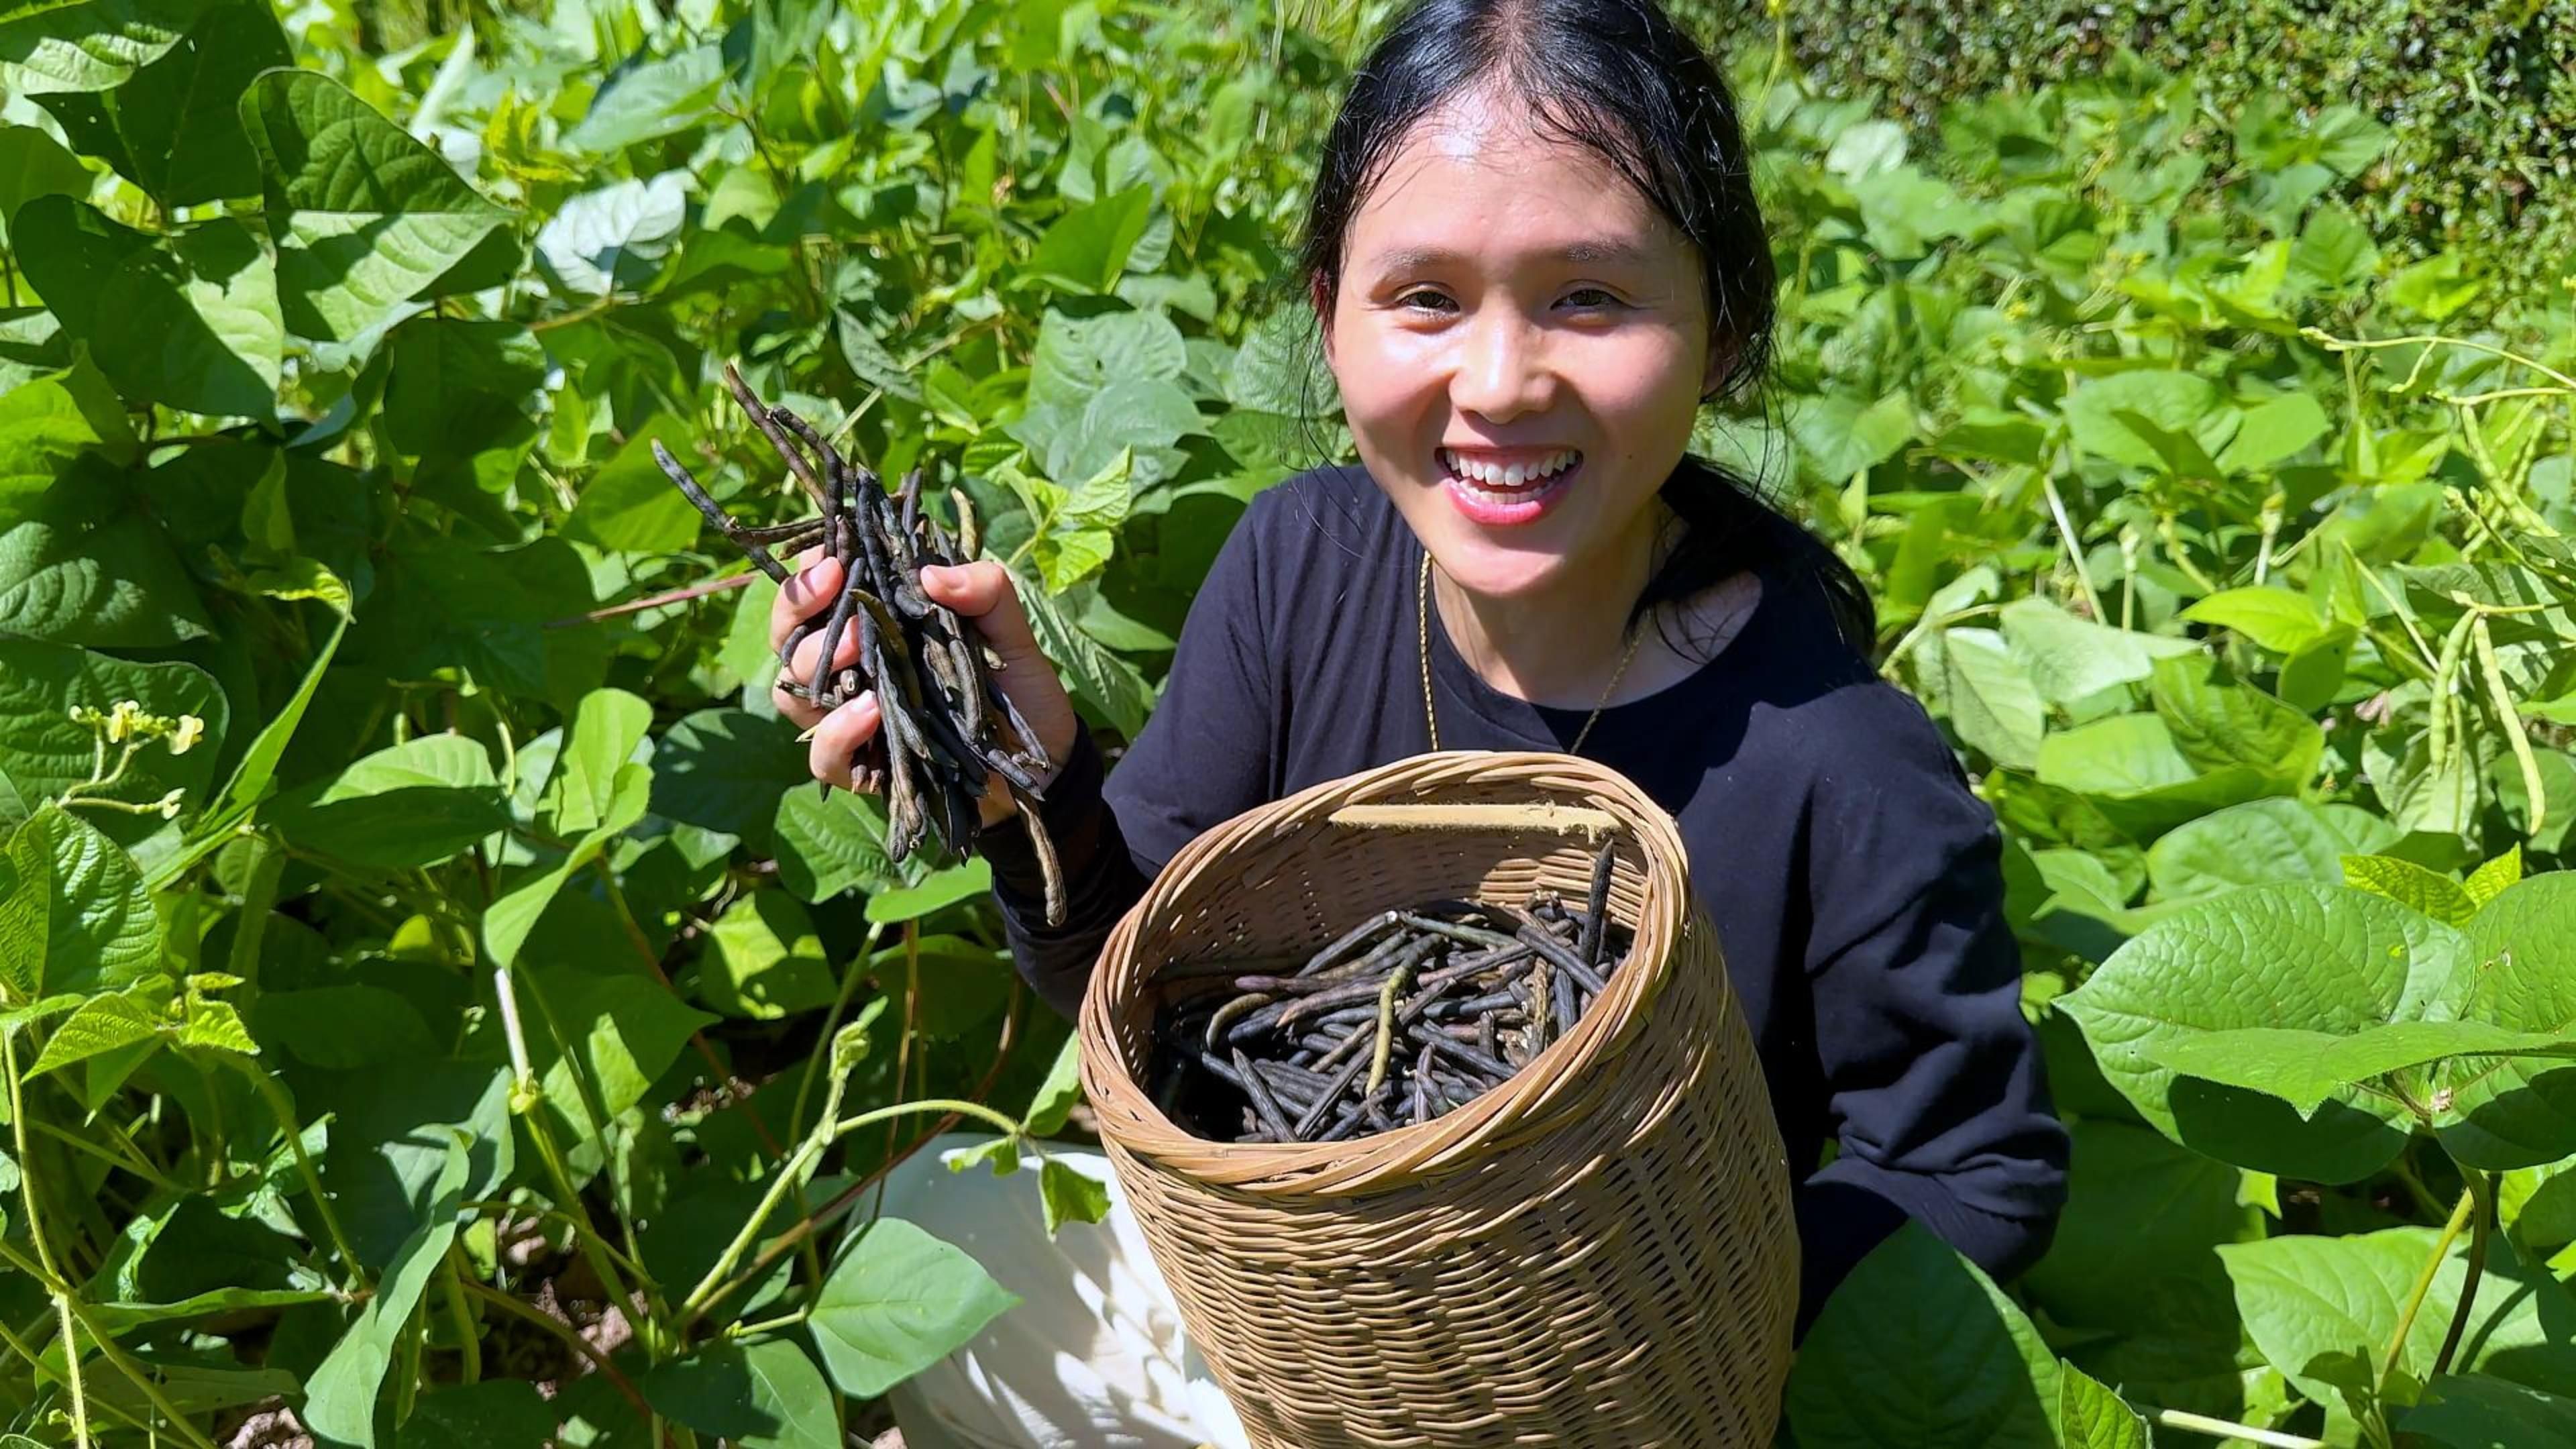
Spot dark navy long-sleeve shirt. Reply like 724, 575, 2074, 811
977, 462, 2069, 1334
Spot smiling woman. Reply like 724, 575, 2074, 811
773, 0, 2071, 1442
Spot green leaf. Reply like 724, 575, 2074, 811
1, 804, 158, 1000
1785, 1222, 2059, 1448
2222, 1228, 2576, 1414
1024, 183, 1153, 293
1024, 1032, 1081, 1136
539, 688, 652, 838
1998, 598, 2198, 708
2055, 1364, 2149, 1449
2463, 847, 2522, 907
2021, 1120, 2261, 1334
2144, 1020, 2576, 1116
268, 735, 508, 872
0, 0, 197, 95
865, 859, 992, 924
239, 70, 511, 359
305, 1135, 470, 1447
534, 172, 687, 298
645, 1338, 841, 1449
384, 319, 546, 457
26, 985, 162, 1076
565, 45, 724, 153
529, 967, 713, 1140
1038, 1155, 1110, 1234
1016, 573, 1152, 737
2065, 370, 2228, 470
808, 1216, 1018, 1399
2057, 884, 2456, 1181
2220, 392, 2332, 474
566, 413, 701, 553
0, 126, 94, 246
254, 985, 437, 1070
2149, 656, 2320, 791
1790, 390, 1914, 484
2146, 798, 2390, 902
771, 787, 892, 903
2447, 876, 2576, 1169
484, 761, 649, 971
0, 452, 213, 646
1937, 628, 2044, 769
698, 890, 837, 1020
651, 708, 808, 852
15, 199, 280, 416
2341, 853, 2477, 925
0, 637, 225, 830
2181, 586, 2331, 653
394, 1381, 554, 1449
38, 0, 285, 208
835, 309, 922, 404
2402, 1375, 2576, 1448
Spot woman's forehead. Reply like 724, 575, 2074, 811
1347, 86, 1676, 267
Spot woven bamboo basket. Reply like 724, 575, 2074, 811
1077, 751, 1798, 1448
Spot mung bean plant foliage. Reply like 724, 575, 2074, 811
0, 0, 2569, 1444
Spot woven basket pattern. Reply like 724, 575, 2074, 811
1078, 752, 1799, 1447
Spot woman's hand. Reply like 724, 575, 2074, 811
769, 547, 1084, 829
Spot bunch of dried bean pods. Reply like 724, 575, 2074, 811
652, 364, 1065, 924
1146, 841, 1631, 1144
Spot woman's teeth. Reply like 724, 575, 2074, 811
1438, 447, 1580, 489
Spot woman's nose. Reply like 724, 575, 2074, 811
1448, 311, 1554, 422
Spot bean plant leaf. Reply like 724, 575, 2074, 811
538, 686, 653, 837
1786, 1222, 2060, 1448
2448, 875, 2576, 1168
15, 199, 282, 417
267, 734, 508, 872
35, 0, 286, 207
2221, 1228, 2576, 1415
304, 1136, 470, 1447
2181, 586, 2332, 653
1038, 1155, 1111, 1234
0, 637, 225, 829
1024, 1032, 1082, 1136
0, 0, 199, 95
2145, 798, 2390, 902
393, 1381, 554, 1449
808, 1216, 1018, 1399
2056, 884, 2453, 1181
1024, 183, 1153, 293
1015, 573, 1152, 737
0, 804, 158, 1000
863, 859, 991, 925
528, 966, 713, 1141
2056, 1364, 2149, 1449
644, 1338, 841, 1449
484, 761, 651, 970
26, 985, 162, 1076
2145, 1020, 2576, 1116
2341, 853, 2478, 925
2400, 1376, 2576, 1449
239, 70, 511, 358
1938, 628, 2044, 768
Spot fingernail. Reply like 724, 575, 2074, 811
794, 722, 822, 743
853, 689, 877, 714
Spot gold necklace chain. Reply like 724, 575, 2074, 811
1418, 548, 1646, 755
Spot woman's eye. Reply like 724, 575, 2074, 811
1562, 288, 1622, 310
1397, 288, 1456, 313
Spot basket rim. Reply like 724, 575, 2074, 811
1076, 749, 1702, 1199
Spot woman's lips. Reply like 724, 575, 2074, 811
1436, 446, 1582, 527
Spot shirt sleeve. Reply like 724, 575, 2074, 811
1789, 683, 2071, 1334
977, 494, 1281, 1020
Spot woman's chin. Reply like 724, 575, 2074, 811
1426, 544, 1575, 601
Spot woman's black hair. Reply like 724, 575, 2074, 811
1296, 0, 1876, 657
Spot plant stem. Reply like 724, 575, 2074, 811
442, 1246, 482, 1385
2381, 1184, 2474, 1387
0, 1313, 163, 1439
492, 967, 655, 1342
2153, 1408, 2326, 1448
0, 1242, 221, 1449
455, 1277, 653, 1421
2430, 1169, 2498, 1379
5, 1030, 91, 1448
727, 1307, 811, 1340
240, 1063, 368, 1293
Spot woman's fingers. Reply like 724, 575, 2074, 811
920, 561, 1042, 663
804, 690, 881, 792
770, 548, 841, 653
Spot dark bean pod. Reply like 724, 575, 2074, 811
1146, 847, 1633, 1144
652, 364, 1065, 924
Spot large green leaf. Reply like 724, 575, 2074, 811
2145, 1020, 2576, 1117
2401, 1376, 2576, 1448
564, 46, 724, 153
0, 637, 225, 830
2449, 876, 2576, 1168
2034, 712, 2275, 837
2145, 798, 2391, 902
1938, 627, 2044, 769
770, 786, 892, 903
808, 1216, 1018, 1399
643, 1338, 840, 1449
1024, 183, 1153, 293
2149, 656, 2321, 791
304, 1136, 469, 1448
0, 452, 213, 646
32, 0, 284, 207
383, 319, 547, 457
565, 413, 700, 553
650, 708, 808, 851
0, 0, 199, 95
484, 761, 650, 970
1016, 575, 1152, 737
239, 70, 510, 359
2056, 1365, 2150, 1449
1997, 597, 2198, 708
2020, 1120, 2261, 1333
15, 199, 281, 417
0, 125, 95, 246
525, 966, 713, 1142
2221, 1228, 2576, 1416
266, 735, 508, 872
1786, 1222, 2059, 1448
537, 687, 652, 838
2056, 884, 2458, 1181
2064, 369, 2231, 470
0, 804, 158, 1000
394, 1381, 553, 1449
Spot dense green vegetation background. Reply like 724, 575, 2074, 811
0, 1, 2573, 1446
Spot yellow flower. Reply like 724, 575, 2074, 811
170, 715, 204, 755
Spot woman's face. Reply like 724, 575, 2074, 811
1321, 85, 1718, 602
